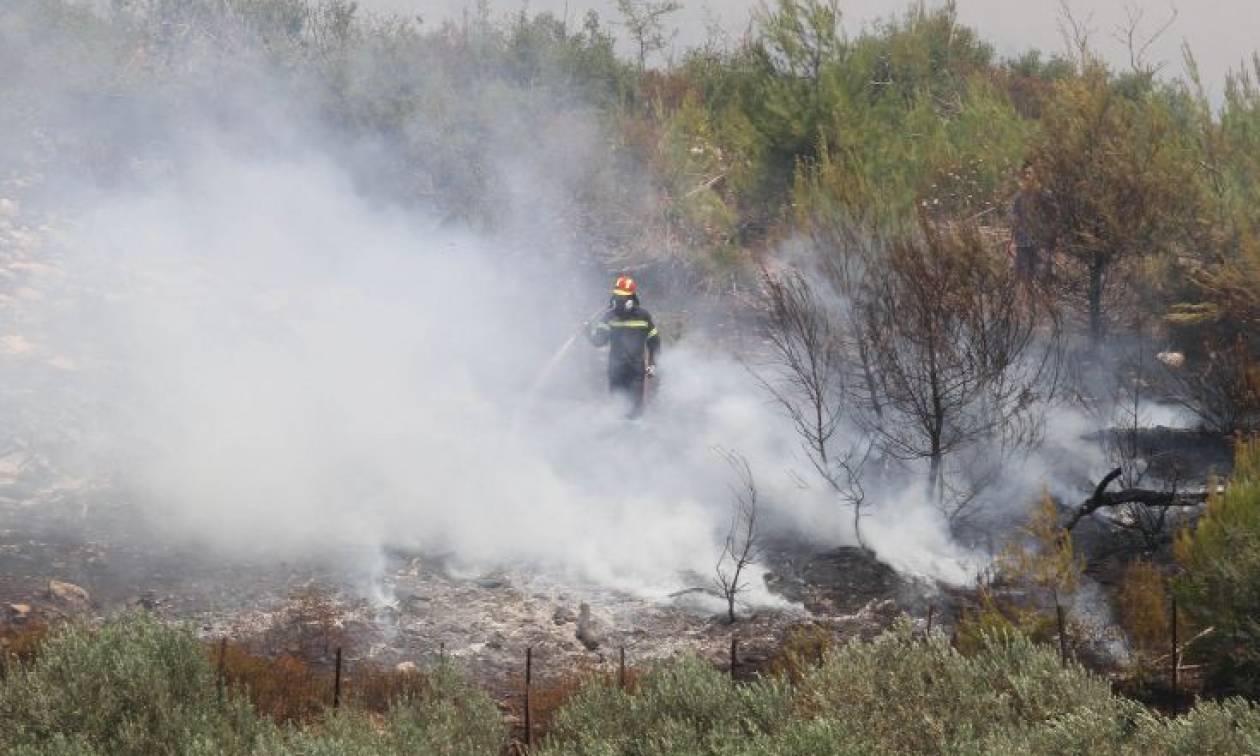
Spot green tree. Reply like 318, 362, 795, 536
1027, 68, 1198, 345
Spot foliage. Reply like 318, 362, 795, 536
0, 614, 265, 755
1025, 67, 1200, 344
5, 614, 1260, 754
542, 619, 1260, 755
256, 665, 506, 756
0, 614, 505, 755
1174, 436, 1260, 697
953, 587, 1058, 657
539, 654, 795, 755
766, 623, 834, 683
999, 492, 1085, 607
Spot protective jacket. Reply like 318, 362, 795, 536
588, 307, 660, 377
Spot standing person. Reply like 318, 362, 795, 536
587, 276, 660, 418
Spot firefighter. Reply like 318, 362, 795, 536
588, 276, 660, 418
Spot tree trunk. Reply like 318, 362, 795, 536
928, 449, 942, 502
1088, 257, 1105, 346
853, 500, 867, 553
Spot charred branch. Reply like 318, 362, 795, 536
1064, 466, 1209, 532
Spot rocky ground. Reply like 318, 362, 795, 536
0, 473, 937, 695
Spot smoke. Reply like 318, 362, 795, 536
0, 0, 1019, 608
23, 145, 808, 597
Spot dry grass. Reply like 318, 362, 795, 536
211, 641, 331, 723
346, 662, 431, 714
0, 620, 51, 670
209, 639, 446, 723
1116, 559, 1176, 658
767, 623, 834, 683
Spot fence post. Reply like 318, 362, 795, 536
216, 637, 227, 703
619, 647, 626, 690
729, 637, 738, 679
333, 647, 342, 710
1171, 593, 1179, 708
524, 647, 533, 750
1056, 604, 1068, 668
926, 605, 935, 635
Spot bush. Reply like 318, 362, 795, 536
1175, 436, 1260, 697
767, 623, 834, 683
539, 654, 795, 755
257, 664, 506, 756
0, 614, 506, 755
542, 619, 1260, 755
214, 642, 329, 724
0, 614, 265, 755
796, 619, 1121, 752
1117, 560, 1172, 659
952, 587, 1058, 657
1, 620, 51, 665
5, 613, 1260, 754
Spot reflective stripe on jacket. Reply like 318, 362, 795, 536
589, 307, 660, 375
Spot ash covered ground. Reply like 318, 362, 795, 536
0, 480, 936, 694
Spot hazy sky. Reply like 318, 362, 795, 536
360, 0, 1256, 97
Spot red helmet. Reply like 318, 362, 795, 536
612, 276, 637, 296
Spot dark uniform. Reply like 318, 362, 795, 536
588, 306, 660, 417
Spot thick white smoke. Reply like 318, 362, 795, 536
12, 140, 995, 598
0, 0, 1002, 607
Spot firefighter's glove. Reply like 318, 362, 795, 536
645, 364, 657, 378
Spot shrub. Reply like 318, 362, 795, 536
0, 614, 265, 755
520, 665, 645, 743
258, 664, 506, 756
767, 623, 834, 683
796, 619, 1120, 753
1, 620, 51, 665
1116, 559, 1173, 659
345, 661, 430, 714
1174, 436, 1260, 697
214, 642, 329, 724
952, 587, 1058, 657
0, 614, 505, 755
1130, 697, 1260, 753
540, 654, 795, 755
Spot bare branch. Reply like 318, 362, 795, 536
1057, 0, 1096, 70
713, 448, 761, 624
1111, 2, 1178, 76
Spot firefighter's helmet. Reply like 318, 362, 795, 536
611, 276, 639, 313
612, 276, 638, 296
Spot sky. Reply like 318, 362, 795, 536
360, 0, 1256, 98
